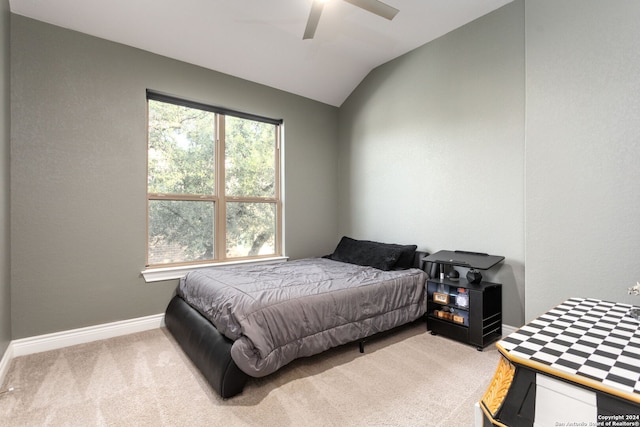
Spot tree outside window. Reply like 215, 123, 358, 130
146, 93, 281, 267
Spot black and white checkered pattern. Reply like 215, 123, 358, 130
500, 298, 640, 397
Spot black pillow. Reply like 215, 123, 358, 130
352, 240, 417, 269
329, 236, 407, 271
382, 243, 418, 269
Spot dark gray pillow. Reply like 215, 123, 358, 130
329, 236, 406, 271
381, 242, 418, 269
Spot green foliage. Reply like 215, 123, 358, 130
226, 201, 276, 258
224, 116, 277, 258
147, 100, 278, 265
226, 116, 276, 197
148, 200, 214, 264
148, 101, 215, 195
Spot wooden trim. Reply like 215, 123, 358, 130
481, 355, 516, 416
148, 193, 216, 201
216, 114, 226, 260
479, 403, 510, 427
275, 124, 282, 255
146, 100, 151, 267
146, 101, 283, 268
225, 196, 278, 203
496, 343, 640, 404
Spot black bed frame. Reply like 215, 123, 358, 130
165, 295, 248, 398
164, 251, 428, 398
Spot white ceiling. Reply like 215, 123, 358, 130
9, 0, 513, 106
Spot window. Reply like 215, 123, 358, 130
146, 91, 282, 268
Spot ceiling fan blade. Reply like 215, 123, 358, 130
303, 0, 325, 40
343, 0, 399, 20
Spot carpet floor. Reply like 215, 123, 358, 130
0, 321, 500, 426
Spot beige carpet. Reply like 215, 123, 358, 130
0, 322, 500, 426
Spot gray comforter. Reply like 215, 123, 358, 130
177, 257, 427, 377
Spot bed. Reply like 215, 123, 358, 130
164, 236, 429, 398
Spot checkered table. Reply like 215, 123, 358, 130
498, 297, 640, 401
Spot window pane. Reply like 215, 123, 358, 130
148, 100, 215, 195
148, 200, 214, 264
226, 202, 275, 257
225, 116, 276, 197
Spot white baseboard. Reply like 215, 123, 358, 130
502, 323, 518, 337
0, 341, 14, 389
11, 313, 165, 358
474, 402, 483, 427
0, 313, 165, 387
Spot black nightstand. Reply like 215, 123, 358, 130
422, 250, 504, 351
425, 277, 502, 351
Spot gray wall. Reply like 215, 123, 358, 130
10, 15, 339, 339
339, 0, 640, 326
9, 0, 640, 340
339, 2, 525, 326
525, 0, 640, 320
0, 0, 10, 354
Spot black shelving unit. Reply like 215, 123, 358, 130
426, 277, 502, 351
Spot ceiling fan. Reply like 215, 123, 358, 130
303, 0, 399, 40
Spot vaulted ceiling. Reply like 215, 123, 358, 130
9, 0, 513, 106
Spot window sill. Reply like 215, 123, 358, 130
141, 256, 289, 283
